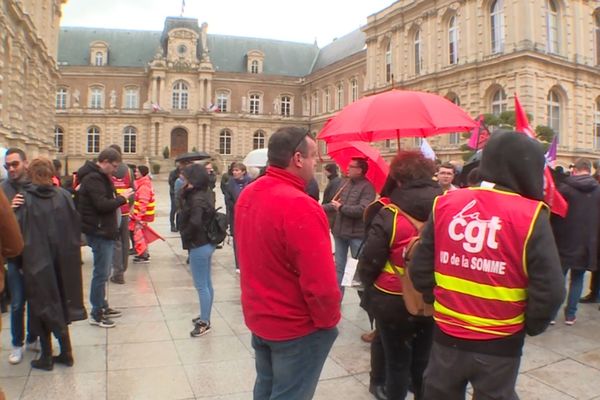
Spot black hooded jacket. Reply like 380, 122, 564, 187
551, 174, 600, 271
76, 161, 127, 239
178, 166, 215, 250
21, 184, 86, 334
411, 131, 565, 356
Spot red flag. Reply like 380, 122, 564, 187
514, 94, 568, 217
467, 115, 490, 150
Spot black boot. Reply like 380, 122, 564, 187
30, 331, 53, 371
53, 329, 74, 367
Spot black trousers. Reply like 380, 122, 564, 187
169, 193, 177, 228
423, 342, 521, 400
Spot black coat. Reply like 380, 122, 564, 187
552, 174, 600, 271
223, 175, 251, 235
179, 188, 214, 250
76, 161, 126, 239
21, 184, 86, 335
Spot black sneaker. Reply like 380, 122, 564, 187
103, 307, 122, 318
133, 256, 150, 264
190, 321, 211, 337
89, 313, 116, 328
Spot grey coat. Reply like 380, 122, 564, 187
324, 177, 376, 239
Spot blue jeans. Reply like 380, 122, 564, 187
7, 261, 35, 347
565, 268, 586, 318
334, 236, 363, 294
252, 328, 338, 400
189, 244, 216, 322
87, 234, 114, 316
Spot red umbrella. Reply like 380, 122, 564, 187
327, 141, 389, 193
318, 90, 476, 143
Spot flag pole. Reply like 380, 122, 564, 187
180, 0, 185, 17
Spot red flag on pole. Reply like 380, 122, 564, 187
514, 94, 568, 217
467, 115, 490, 150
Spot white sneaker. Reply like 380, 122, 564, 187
26, 339, 40, 352
8, 346, 23, 365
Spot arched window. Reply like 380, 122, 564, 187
595, 11, 600, 65
280, 95, 291, 116
350, 79, 358, 102
95, 52, 103, 66
54, 126, 64, 153
123, 126, 137, 154
251, 60, 259, 74
172, 81, 188, 110
56, 88, 67, 109
87, 127, 100, 153
546, 0, 559, 54
448, 16, 459, 65
124, 88, 139, 109
491, 88, 507, 116
90, 87, 103, 109
490, 0, 505, 54
336, 83, 344, 110
249, 94, 261, 114
414, 29, 422, 75
594, 98, 600, 149
547, 90, 561, 141
216, 91, 229, 112
385, 41, 392, 83
253, 130, 266, 149
219, 129, 232, 155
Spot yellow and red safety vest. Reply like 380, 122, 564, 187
130, 175, 155, 222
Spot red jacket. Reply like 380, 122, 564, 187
235, 167, 341, 341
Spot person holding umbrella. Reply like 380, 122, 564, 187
323, 157, 376, 294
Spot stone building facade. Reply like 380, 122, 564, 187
1, 0, 66, 157
55, 0, 600, 172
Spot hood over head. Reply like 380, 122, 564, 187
479, 130, 545, 200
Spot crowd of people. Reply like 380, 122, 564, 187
1, 124, 599, 400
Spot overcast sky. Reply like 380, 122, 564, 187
60, 0, 395, 46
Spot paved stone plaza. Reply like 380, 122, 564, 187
2, 177, 600, 399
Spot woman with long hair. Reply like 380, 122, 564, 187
21, 158, 86, 370
358, 151, 442, 399
178, 164, 217, 337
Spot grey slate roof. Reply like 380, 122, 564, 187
57, 22, 363, 76
311, 29, 366, 72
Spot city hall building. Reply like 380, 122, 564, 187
5, 0, 600, 170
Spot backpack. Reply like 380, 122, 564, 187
387, 205, 434, 317
205, 207, 228, 245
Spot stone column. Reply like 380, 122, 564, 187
151, 77, 157, 104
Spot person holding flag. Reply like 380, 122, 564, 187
129, 165, 156, 264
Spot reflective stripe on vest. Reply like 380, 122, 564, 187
432, 187, 543, 340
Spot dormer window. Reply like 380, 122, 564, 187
247, 50, 265, 74
89, 41, 108, 66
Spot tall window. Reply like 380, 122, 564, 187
447, 94, 461, 145
491, 0, 505, 54
547, 90, 561, 141
249, 94, 260, 114
87, 127, 100, 153
123, 126, 137, 154
385, 42, 392, 83
280, 95, 291, 116
448, 16, 459, 65
596, 12, 600, 65
90, 87, 103, 109
56, 88, 67, 109
324, 88, 330, 113
124, 88, 139, 109
595, 99, 600, 149
219, 129, 232, 155
95, 52, 103, 66
546, 0, 559, 54
491, 88, 507, 116
54, 127, 64, 153
216, 91, 229, 112
350, 79, 358, 102
312, 91, 319, 115
250, 60, 259, 74
172, 81, 188, 110
414, 30, 422, 75
253, 130, 266, 149
336, 83, 344, 110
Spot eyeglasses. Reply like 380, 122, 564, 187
3, 161, 20, 170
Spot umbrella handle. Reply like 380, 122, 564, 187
332, 180, 350, 202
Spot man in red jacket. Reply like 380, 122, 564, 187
235, 126, 341, 400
